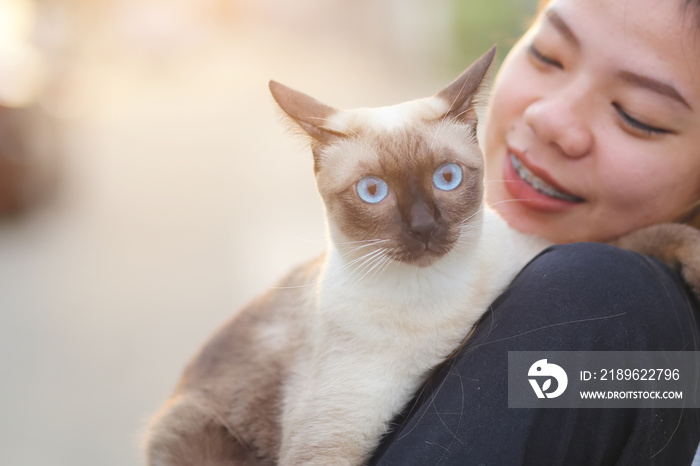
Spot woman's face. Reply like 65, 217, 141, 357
483, 0, 700, 243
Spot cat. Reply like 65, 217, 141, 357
144, 46, 700, 466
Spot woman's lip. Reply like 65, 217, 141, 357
509, 152, 585, 202
511, 148, 583, 199
501, 148, 585, 212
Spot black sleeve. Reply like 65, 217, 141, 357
369, 242, 700, 466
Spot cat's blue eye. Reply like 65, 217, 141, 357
357, 176, 389, 204
433, 163, 463, 191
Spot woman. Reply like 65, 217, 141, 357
369, 0, 700, 464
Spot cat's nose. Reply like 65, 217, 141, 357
408, 202, 437, 243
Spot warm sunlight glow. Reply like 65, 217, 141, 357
0, 0, 35, 43
0, 0, 44, 107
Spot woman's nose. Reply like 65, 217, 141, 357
523, 89, 594, 158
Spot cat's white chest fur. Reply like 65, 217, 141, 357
278, 207, 543, 465
318, 207, 537, 353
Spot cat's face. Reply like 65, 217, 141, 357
315, 116, 484, 267
270, 47, 495, 267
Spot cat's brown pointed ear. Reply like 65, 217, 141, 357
269, 81, 339, 144
435, 45, 497, 121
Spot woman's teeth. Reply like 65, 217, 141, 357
509, 153, 583, 202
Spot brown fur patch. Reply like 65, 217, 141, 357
611, 223, 700, 297
144, 256, 324, 465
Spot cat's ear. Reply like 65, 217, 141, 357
269, 81, 340, 144
435, 45, 497, 122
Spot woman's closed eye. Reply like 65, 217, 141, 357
528, 44, 563, 69
612, 103, 671, 136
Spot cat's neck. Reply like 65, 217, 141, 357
482, 206, 553, 267
318, 204, 549, 335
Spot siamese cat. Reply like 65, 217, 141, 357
144, 46, 700, 466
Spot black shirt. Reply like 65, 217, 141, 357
370, 243, 700, 466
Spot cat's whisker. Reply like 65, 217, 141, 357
484, 178, 533, 184
338, 244, 377, 259
456, 232, 478, 248
337, 239, 390, 254
360, 249, 392, 284
345, 258, 379, 290
272, 240, 389, 291
329, 254, 380, 282
337, 238, 380, 249
347, 248, 391, 289
335, 238, 390, 245
271, 282, 316, 291
456, 210, 486, 248
458, 223, 481, 237
454, 226, 492, 258
460, 210, 483, 226
370, 253, 395, 283
345, 247, 387, 278
487, 198, 540, 208
337, 241, 391, 264
459, 212, 483, 227
287, 294, 318, 320
348, 247, 389, 279
458, 216, 481, 231
475, 238, 498, 263
285, 295, 309, 321
458, 206, 486, 227
458, 224, 480, 237
325, 247, 387, 283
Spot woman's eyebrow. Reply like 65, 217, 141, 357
544, 10, 579, 47
617, 70, 692, 110
543, 8, 692, 111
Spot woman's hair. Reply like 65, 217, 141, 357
687, 204, 700, 229
681, 1, 700, 229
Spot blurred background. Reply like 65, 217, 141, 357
0, 0, 537, 464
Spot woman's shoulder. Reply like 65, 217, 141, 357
473, 241, 700, 352
520, 241, 682, 284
